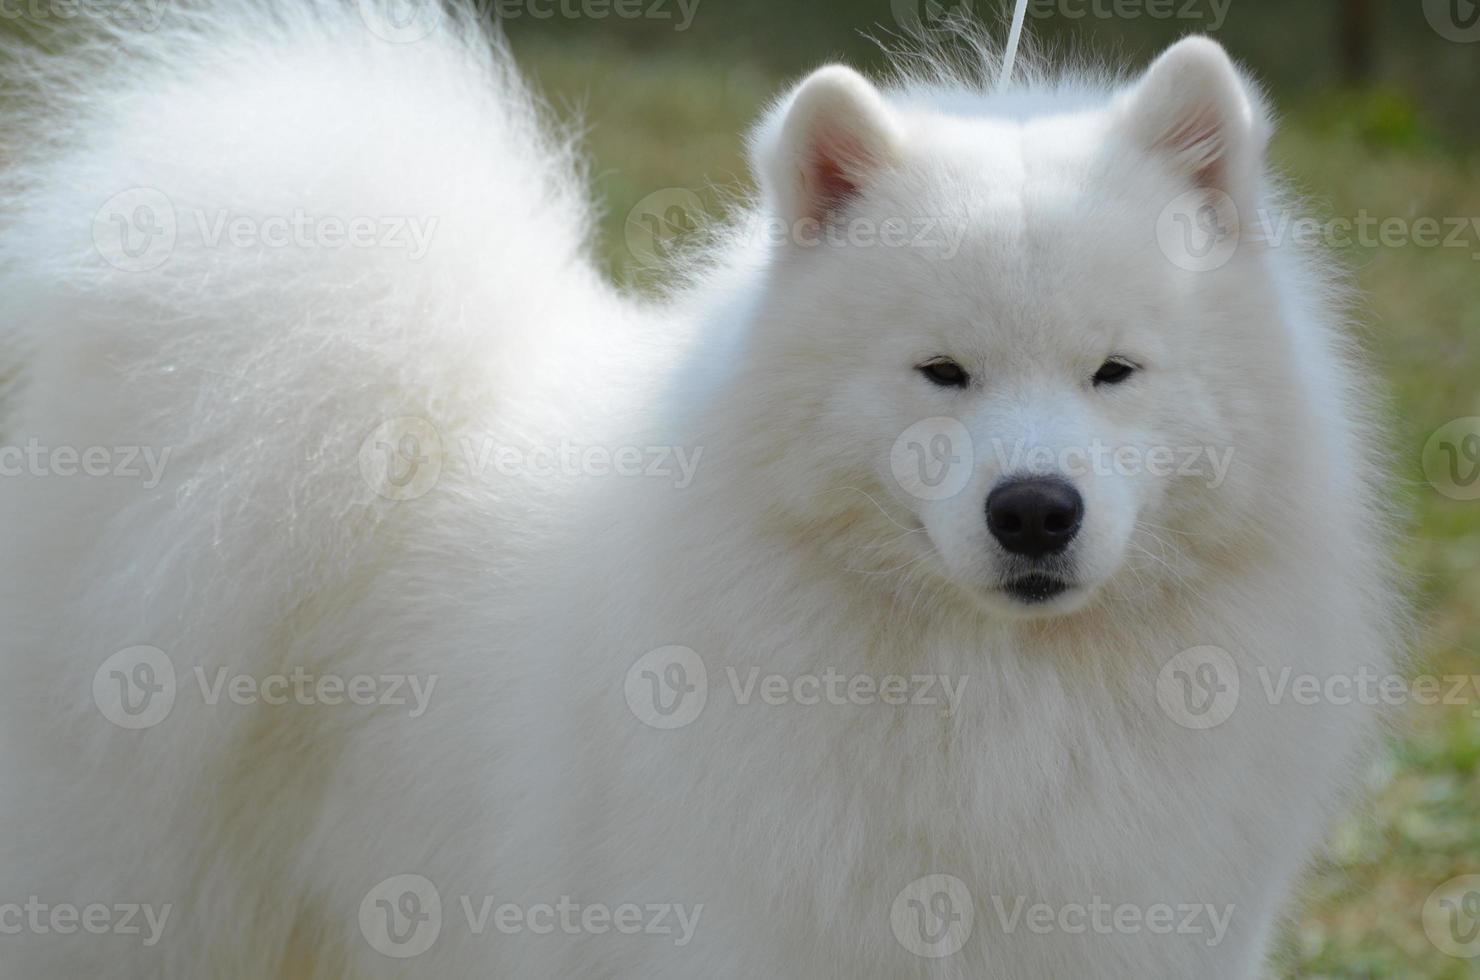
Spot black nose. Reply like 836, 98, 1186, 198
986, 477, 1084, 558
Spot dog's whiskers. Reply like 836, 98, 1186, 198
811, 486, 918, 533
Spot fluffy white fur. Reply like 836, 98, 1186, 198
0, 4, 1404, 977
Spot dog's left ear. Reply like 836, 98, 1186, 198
749, 65, 903, 226
1117, 37, 1267, 196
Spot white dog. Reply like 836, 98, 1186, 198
0, 3, 1403, 977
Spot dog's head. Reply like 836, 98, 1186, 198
737, 38, 1290, 619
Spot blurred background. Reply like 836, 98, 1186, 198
493, 2, 1479, 976
4, 0, 1478, 975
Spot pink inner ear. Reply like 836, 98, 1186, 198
804, 128, 869, 221
1161, 104, 1227, 189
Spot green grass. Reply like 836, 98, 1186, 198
515, 35, 1480, 978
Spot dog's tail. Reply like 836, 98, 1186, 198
0, 4, 617, 972
0, 0, 611, 585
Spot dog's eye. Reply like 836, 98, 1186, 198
1093, 359, 1137, 386
918, 359, 969, 389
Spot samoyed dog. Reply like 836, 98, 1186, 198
0, 2, 1403, 977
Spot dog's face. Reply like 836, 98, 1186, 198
744, 39, 1275, 618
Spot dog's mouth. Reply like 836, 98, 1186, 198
1000, 574, 1073, 605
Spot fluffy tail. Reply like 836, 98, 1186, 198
0, 0, 608, 587
0, 6, 610, 974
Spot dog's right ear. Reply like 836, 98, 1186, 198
1116, 37, 1267, 197
749, 66, 903, 226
